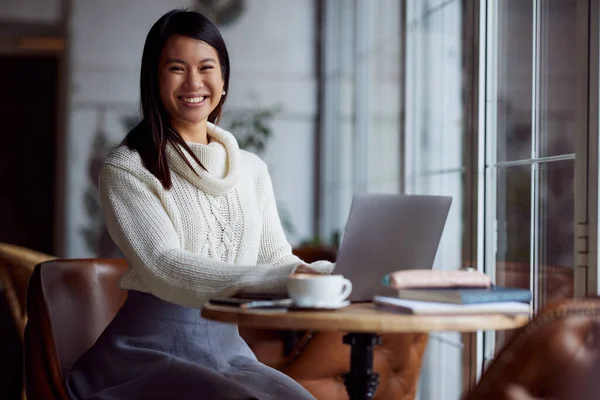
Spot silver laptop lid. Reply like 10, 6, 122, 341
335, 194, 452, 302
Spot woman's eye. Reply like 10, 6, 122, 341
169, 66, 184, 72
201, 65, 214, 71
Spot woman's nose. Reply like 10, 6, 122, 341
186, 71, 203, 90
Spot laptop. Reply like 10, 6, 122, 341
333, 194, 452, 302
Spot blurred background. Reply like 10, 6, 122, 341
0, 0, 596, 399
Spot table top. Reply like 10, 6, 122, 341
201, 303, 530, 333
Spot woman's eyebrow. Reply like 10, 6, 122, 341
166, 58, 216, 64
166, 58, 186, 64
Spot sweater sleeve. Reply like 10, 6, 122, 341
99, 163, 301, 308
255, 165, 335, 275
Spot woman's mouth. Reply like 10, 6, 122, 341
178, 96, 208, 107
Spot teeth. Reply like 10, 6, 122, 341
180, 96, 206, 104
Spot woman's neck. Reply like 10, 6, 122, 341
173, 119, 209, 144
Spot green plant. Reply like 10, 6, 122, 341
226, 105, 281, 154
81, 117, 124, 257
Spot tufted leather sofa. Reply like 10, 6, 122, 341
1, 243, 428, 400
467, 297, 600, 400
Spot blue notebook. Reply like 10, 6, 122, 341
396, 286, 532, 304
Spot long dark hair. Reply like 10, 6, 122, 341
123, 9, 231, 189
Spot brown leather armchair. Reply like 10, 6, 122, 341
467, 297, 600, 400
17, 254, 428, 400
24, 259, 128, 399
0, 243, 55, 337
0, 243, 55, 400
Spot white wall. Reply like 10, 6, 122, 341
65, 0, 317, 257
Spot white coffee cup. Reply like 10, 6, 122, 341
287, 274, 353, 307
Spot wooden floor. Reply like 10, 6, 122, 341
0, 288, 22, 400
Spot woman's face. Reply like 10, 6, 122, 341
159, 35, 225, 129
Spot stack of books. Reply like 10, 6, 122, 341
374, 284, 532, 315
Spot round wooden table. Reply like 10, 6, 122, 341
202, 303, 529, 400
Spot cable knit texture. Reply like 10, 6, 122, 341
99, 122, 334, 308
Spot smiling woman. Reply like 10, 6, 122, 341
120, 10, 232, 190
159, 36, 226, 144
63, 9, 333, 400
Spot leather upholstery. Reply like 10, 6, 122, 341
238, 329, 428, 400
467, 297, 600, 400
0, 243, 55, 400
14, 245, 597, 399
280, 331, 428, 400
24, 259, 128, 400
0, 243, 55, 337
11, 248, 429, 400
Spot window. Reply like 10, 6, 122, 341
320, 0, 598, 397
319, 0, 403, 242
404, 1, 465, 398
481, 0, 585, 358
321, 0, 466, 397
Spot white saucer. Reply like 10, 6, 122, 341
290, 300, 350, 311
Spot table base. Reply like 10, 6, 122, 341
343, 333, 382, 400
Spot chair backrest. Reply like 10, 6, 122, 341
24, 258, 128, 400
467, 297, 600, 400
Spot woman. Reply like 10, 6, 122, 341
66, 9, 333, 400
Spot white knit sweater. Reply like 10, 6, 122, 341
99, 122, 334, 308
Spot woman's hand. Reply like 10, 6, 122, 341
293, 265, 322, 275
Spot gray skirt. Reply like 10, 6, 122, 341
65, 291, 315, 400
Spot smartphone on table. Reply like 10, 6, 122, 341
209, 294, 293, 309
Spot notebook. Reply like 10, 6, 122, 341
395, 286, 532, 305
373, 296, 531, 315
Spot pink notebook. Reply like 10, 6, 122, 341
383, 269, 492, 290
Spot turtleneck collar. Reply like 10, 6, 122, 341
166, 122, 240, 195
